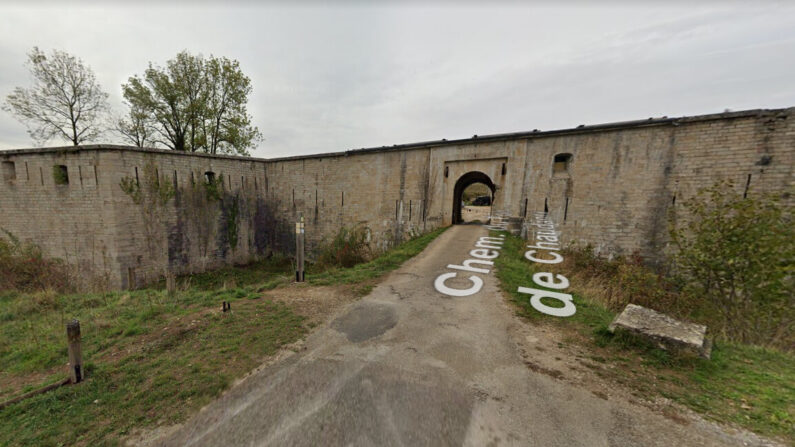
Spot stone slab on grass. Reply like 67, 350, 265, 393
608, 304, 712, 359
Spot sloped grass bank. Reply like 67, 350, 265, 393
0, 227, 446, 446
492, 232, 794, 442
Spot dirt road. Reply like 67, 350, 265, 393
153, 225, 776, 446
461, 205, 491, 223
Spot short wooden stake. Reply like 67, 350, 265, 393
66, 320, 83, 384
166, 272, 176, 295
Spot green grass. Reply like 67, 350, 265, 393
170, 253, 295, 291
0, 285, 305, 446
0, 227, 447, 446
492, 231, 616, 332
1, 299, 303, 447
492, 231, 795, 442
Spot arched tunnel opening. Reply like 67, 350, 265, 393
452, 171, 495, 224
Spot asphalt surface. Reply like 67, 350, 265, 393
153, 225, 773, 447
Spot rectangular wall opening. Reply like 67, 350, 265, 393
53, 165, 69, 185
553, 153, 572, 175
2, 161, 15, 181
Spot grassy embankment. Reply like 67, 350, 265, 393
0, 227, 446, 447
492, 231, 794, 442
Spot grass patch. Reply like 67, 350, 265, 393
1, 299, 303, 447
492, 231, 795, 441
163, 253, 295, 291
0, 226, 447, 446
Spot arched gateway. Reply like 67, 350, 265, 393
452, 171, 495, 224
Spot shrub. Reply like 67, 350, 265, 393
316, 225, 371, 268
0, 230, 72, 293
670, 180, 793, 349
203, 174, 223, 201
119, 162, 175, 205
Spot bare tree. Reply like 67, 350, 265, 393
3, 47, 109, 146
115, 103, 155, 147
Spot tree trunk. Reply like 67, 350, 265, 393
70, 105, 78, 146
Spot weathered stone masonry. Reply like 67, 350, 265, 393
1, 108, 792, 289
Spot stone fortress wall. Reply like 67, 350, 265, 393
0, 108, 791, 289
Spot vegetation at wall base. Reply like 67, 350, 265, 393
0, 230, 72, 293
0, 227, 446, 446
316, 225, 372, 269
669, 180, 793, 348
492, 231, 794, 441
309, 227, 447, 285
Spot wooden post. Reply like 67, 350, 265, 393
127, 267, 136, 290
166, 272, 176, 295
296, 215, 305, 282
66, 320, 83, 384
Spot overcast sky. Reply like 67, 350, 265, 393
1, 2, 794, 158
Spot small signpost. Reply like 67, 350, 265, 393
296, 215, 305, 282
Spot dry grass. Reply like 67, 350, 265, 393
557, 244, 792, 352
0, 231, 73, 293
557, 246, 688, 317
316, 225, 372, 268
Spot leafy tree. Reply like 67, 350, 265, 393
669, 180, 794, 348
121, 51, 261, 155
3, 47, 109, 146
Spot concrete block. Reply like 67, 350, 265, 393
608, 304, 712, 358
